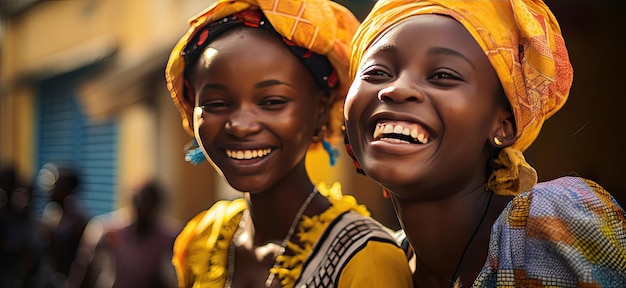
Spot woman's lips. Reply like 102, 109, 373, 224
225, 148, 273, 160
373, 120, 430, 144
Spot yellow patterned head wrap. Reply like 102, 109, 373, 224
350, 0, 573, 195
165, 0, 359, 145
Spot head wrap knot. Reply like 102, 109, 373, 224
165, 0, 359, 144
350, 0, 573, 195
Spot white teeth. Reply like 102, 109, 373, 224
417, 133, 426, 144
372, 122, 430, 144
381, 137, 410, 144
373, 123, 382, 139
226, 148, 272, 160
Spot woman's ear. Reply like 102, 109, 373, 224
491, 113, 516, 147
490, 87, 517, 148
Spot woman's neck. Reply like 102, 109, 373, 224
243, 165, 328, 246
391, 187, 501, 288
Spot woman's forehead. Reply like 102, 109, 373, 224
206, 26, 283, 51
374, 15, 470, 48
364, 15, 484, 65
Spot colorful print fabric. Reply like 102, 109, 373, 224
477, 177, 626, 287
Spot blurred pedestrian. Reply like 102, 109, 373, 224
0, 166, 44, 287
39, 164, 89, 288
68, 180, 178, 288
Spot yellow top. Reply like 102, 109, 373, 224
172, 182, 413, 287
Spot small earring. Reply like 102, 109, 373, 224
313, 124, 328, 143
184, 138, 207, 165
312, 132, 320, 143
493, 136, 503, 146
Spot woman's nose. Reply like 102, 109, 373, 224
224, 108, 261, 137
377, 78, 425, 103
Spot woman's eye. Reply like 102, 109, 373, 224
360, 66, 392, 82
198, 101, 229, 112
431, 71, 462, 81
259, 98, 289, 109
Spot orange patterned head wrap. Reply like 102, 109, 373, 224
165, 0, 359, 144
350, 0, 573, 195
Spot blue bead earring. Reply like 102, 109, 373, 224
322, 137, 340, 166
184, 138, 207, 165
315, 125, 339, 166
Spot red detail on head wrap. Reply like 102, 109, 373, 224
282, 38, 296, 47
327, 71, 338, 88
197, 29, 209, 46
240, 10, 261, 28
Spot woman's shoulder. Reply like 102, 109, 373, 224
295, 204, 410, 287
314, 181, 396, 243
502, 176, 625, 233
480, 177, 626, 286
173, 199, 246, 263
331, 214, 414, 288
328, 210, 399, 243
510, 176, 624, 219
172, 198, 246, 287
181, 198, 247, 235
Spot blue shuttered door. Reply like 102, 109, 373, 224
34, 70, 117, 218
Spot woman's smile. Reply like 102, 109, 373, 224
225, 148, 273, 160
372, 121, 430, 144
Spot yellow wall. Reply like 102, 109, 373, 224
0, 0, 220, 222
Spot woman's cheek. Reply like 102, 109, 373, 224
344, 80, 365, 120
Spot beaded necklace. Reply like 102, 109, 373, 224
225, 188, 318, 288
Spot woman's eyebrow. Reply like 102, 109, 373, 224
254, 79, 294, 89
428, 46, 475, 69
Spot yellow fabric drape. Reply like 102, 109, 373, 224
350, 0, 573, 195
165, 0, 359, 144
172, 183, 378, 288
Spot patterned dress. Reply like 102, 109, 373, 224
172, 183, 413, 288
397, 177, 626, 287
475, 176, 626, 287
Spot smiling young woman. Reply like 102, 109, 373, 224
344, 0, 626, 287
164, 1, 413, 287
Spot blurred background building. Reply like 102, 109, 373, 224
0, 0, 624, 235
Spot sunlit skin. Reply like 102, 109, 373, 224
344, 15, 516, 287
188, 27, 332, 287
